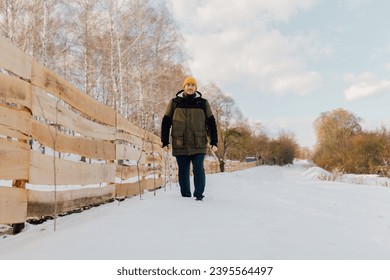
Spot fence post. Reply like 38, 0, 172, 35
11, 135, 30, 234
11, 179, 27, 234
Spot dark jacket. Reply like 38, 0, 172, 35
161, 90, 218, 156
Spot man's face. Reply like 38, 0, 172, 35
184, 83, 196, 95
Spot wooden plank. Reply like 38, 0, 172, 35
138, 153, 148, 165
0, 104, 32, 137
0, 187, 27, 223
32, 120, 116, 160
31, 62, 116, 126
143, 155, 162, 167
31, 88, 116, 141
0, 138, 30, 180
0, 37, 32, 80
116, 113, 142, 138
143, 141, 162, 154
115, 131, 143, 147
204, 160, 219, 174
144, 177, 163, 191
143, 130, 161, 145
116, 114, 160, 147
29, 151, 116, 185
115, 182, 143, 198
0, 124, 30, 140
116, 144, 142, 161
27, 186, 115, 218
116, 165, 144, 180
145, 166, 162, 177
0, 73, 32, 109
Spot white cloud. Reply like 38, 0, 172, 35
272, 71, 322, 95
166, 0, 324, 96
170, 0, 317, 28
344, 72, 390, 100
189, 29, 323, 95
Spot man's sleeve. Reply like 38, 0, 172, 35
205, 100, 218, 146
161, 100, 173, 147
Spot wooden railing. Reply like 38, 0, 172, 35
205, 160, 257, 174
0, 37, 176, 225
0, 37, 256, 229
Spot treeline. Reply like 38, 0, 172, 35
313, 108, 390, 176
0, 0, 300, 171
6, 1, 386, 176
0, 0, 187, 132
203, 83, 299, 170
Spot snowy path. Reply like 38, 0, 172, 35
1, 161, 390, 260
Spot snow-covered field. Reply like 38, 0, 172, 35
1, 160, 390, 261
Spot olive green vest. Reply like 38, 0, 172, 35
165, 97, 213, 156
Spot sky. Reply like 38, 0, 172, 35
1, 161, 390, 279
162, 0, 390, 147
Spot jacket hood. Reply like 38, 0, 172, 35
175, 90, 203, 98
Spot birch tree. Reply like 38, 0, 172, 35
0, 0, 23, 43
1, 0, 187, 134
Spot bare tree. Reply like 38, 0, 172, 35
203, 82, 243, 171
0, 0, 23, 43
1, 0, 186, 134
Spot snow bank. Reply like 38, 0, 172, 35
302, 166, 332, 180
302, 163, 390, 187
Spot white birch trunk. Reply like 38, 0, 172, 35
41, 0, 49, 66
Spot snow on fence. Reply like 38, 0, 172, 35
0, 38, 254, 228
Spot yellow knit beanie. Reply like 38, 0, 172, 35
182, 76, 197, 88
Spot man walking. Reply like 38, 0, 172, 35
161, 76, 218, 201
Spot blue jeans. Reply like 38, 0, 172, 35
175, 154, 206, 199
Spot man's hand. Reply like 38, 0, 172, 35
210, 145, 218, 152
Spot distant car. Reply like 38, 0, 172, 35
245, 156, 256, 162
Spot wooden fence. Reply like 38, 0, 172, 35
0, 37, 176, 225
205, 160, 257, 174
0, 38, 256, 228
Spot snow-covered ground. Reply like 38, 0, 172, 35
1, 160, 390, 261
303, 165, 390, 187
